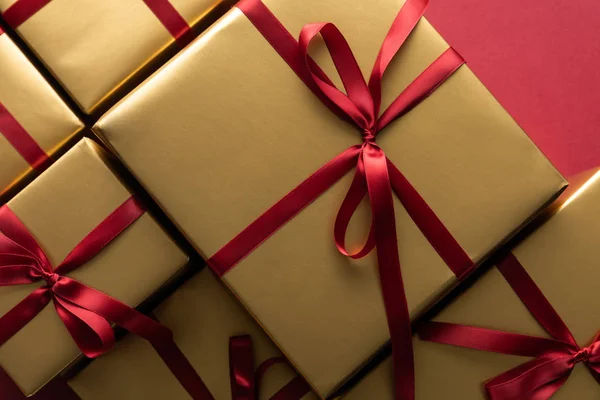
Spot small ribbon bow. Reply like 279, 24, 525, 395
0, 197, 162, 357
0, 197, 212, 399
419, 253, 600, 399
484, 337, 600, 399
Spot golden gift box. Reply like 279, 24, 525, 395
342, 170, 600, 399
0, 29, 83, 201
0, 0, 233, 114
0, 138, 189, 396
94, 0, 567, 397
68, 269, 315, 399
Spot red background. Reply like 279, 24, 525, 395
3, 0, 600, 398
427, 0, 600, 178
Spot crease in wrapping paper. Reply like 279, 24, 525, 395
341, 171, 600, 400
0, 139, 189, 396
0, 0, 229, 113
93, 0, 566, 396
0, 32, 83, 200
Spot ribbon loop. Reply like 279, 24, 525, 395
224, 2, 470, 399
229, 335, 311, 400
298, 22, 375, 131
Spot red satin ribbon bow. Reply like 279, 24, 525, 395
419, 253, 600, 399
229, 335, 311, 400
0, 197, 211, 399
209, 1, 472, 398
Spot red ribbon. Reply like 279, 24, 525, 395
141, 0, 194, 46
208, 1, 471, 398
229, 335, 311, 400
2, 0, 193, 47
0, 196, 212, 399
0, 102, 51, 173
419, 252, 600, 399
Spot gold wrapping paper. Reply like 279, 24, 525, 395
0, 32, 83, 200
0, 138, 189, 396
94, 0, 567, 396
341, 170, 600, 400
0, 0, 227, 113
68, 269, 316, 399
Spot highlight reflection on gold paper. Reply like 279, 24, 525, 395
0, 139, 188, 396
342, 170, 600, 400
96, 0, 566, 397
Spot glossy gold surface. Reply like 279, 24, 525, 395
0, 0, 221, 112
0, 33, 82, 199
342, 171, 600, 399
69, 269, 316, 400
96, 0, 566, 396
0, 139, 188, 396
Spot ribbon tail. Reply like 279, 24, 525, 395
52, 294, 115, 358
363, 144, 414, 400
208, 145, 361, 276
0, 287, 50, 346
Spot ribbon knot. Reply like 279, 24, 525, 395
362, 128, 376, 143
41, 271, 60, 287
574, 346, 592, 364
